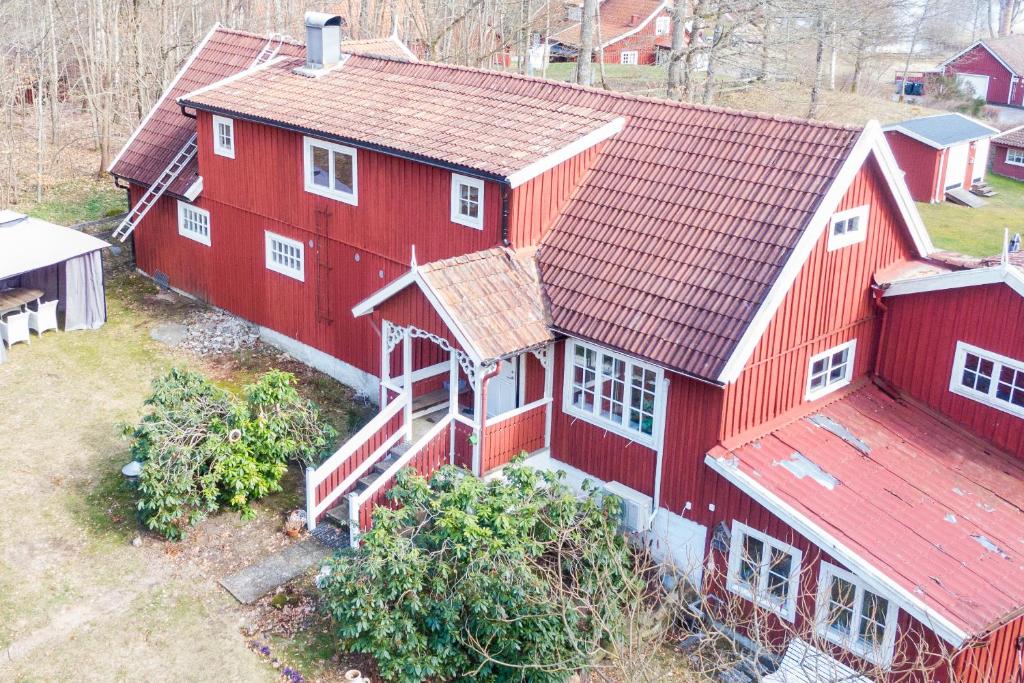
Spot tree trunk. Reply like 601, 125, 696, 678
757, 0, 771, 81
850, 35, 865, 94
681, 0, 708, 101
702, 22, 722, 104
807, 9, 826, 119
666, 0, 688, 98
576, 0, 597, 85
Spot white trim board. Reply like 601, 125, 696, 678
506, 117, 626, 188
882, 264, 1024, 299
704, 453, 969, 647
108, 24, 221, 173
882, 112, 999, 150
177, 54, 289, 104
715, 120, 934, 384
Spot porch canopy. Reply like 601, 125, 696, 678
0, 211, 109, 360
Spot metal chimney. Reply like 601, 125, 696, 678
303, 12, 344, 71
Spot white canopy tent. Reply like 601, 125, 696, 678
0, 211, 109, 364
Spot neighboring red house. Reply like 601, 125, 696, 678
939, 37, 1024, 106
991, 125, 1024, 181
111, 15, 1024, 681
883, 113, 999, 203
546, 0, 673, 65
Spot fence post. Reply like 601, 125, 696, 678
305, 465, 317, 531
347, 491, 360, 548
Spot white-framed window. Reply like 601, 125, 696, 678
806, 340, 856, 401
827, 205, 868, 250
726, 522, 802, 622
303, 136, 358, 205
563, 339, 663, 444
212, 115, 235, 159
950, 341, 1024, 418
176, 201, 211, 246
450, 173, 485, 229
655, 16, 670, 36
1006, 147, 1024, 167
264, 231, 304, 281
815, 563, 898, 667
620, 50, 639, 65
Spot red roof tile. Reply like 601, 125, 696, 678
711, 385, 1024, 638
993, 125, 1024, 148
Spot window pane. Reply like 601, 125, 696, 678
766, 548, 792, 600
628, 365, 657, 436
858, 591, 889, 645
847, 216, 859, 232
311, 146, 329, 187
739, 535, 763, 586
334, 151, 354, 193
600, 356, 626, 425
827, 577, 856, 635
833, 219, 847, 235
572, 345, 597, 412
458, 183, 480, 219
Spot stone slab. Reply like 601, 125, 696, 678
219, 538, 330, 604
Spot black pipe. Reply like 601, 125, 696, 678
179, 104, 197, 120
501, 184, 511, 246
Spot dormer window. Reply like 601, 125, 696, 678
827, 205, 868, 250
213, 115, 235, 158
451, 174, 484, 229
303, 136, 358, 205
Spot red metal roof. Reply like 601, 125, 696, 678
710, 384, 1024, 638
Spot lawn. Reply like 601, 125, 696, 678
916, 174, 1024, 257
14, 177, 126, 226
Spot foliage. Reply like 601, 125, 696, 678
318, 462, 650, 683
124, 368, 336, 539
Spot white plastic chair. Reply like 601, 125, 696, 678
0, 311, 31, 347
28, 300, 58, 336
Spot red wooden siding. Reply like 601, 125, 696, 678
884, 130, 944, 202
877, 283, 1024, 458
453, 419, 474, 469
720, 158, 917, 442
944, 45, 1021, 106
599, 11, 671, 65
481, 403, 547, 472
657, 373, 723, 513
524, 353, 546, 404
991, 143, 1024, 182
954, 614, 1024, 683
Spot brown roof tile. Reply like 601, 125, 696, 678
993, 124, 1024, 148
981, 36, 1024, 75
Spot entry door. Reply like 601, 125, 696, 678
487, 359, 519, 417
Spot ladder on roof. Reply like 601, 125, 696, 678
113, 34, 286, 243
112, 133, 198, 242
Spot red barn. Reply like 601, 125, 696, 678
546, 0, 673, 65
883, 113, 999, 203
111, 16, 1024, 681
939, 37, 1024, 106
991, 125, 1024, 181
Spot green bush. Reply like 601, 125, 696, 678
124, 368, 337, 539
318, 462, 646, 683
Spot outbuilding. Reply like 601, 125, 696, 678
939, 37, 1024, 106
990, 124, 1024, 181
883, 113, 999, 203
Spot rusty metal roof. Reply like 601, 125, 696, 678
710, 384, 1024, 639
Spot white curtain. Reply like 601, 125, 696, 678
63, 251, 106, 331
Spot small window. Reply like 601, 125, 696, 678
828, 205, 868, 250
212, 115, 234, 159
726, 522, 802, 622
950, 342, 1024, 418
563, 340, 663, 443
450, 174, 485, 229
265, 231, 304, 281
1006, 148, 1024, 167
176, 201, 211, 246
815, 563, 898, 667
655, 16, 670, 36
806, 340, 856, 401
620, 50, 639, 65
303, 136, 358, 205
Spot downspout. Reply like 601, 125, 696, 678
473, 362, 502, 476
871, 285, 890, 381
501, 184, 511, 247
179, 104, 197, 120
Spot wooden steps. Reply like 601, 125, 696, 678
323, 445, 410, 528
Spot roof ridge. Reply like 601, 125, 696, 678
214, 25, 305, 48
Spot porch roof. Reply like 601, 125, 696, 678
354, 248, 554, 363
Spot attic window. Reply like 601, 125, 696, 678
828, 205, 868, 250
806, 340, 856, 401
451, 174, 484, 229
303, 136, 358, 205
815, 563, 898, 667
951, 341, 1024, 418
212, 115, 235, 159
655, 16, 670, 36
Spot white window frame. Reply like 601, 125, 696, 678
620, 50, 639, 65
1006, 147, 1024, 167
950, 341, 1024, 419
303, 136, 358, 205
655, 16, 670, 35
827, 205, 869, 251
726, 521, 803, 622
805, 339, 857, 401
264, 230, 305, 282
562, 339, 664, 446
176, 200, 211, 246
212, 115, 235, 159
815, 562, 899, 668
450, 173, 485, 230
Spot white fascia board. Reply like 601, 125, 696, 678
883, 113, 1000, 149
993, 124, 1024, 145
390, 34, 419, 61
883, 264, 1024, 299
599, 1, 671, 49
704, 453, 970, 648
108, 23, 221, 174
177, 55, 288, 104
351, 270, 418, 317
183, 176, 204, 201
506, 117, 625, 188
716, 122, 933, 384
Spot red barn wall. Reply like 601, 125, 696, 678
990, 143, 1024, 181
719, 158, 918, 442
884, 130, 943, 202
943, 44, 1021, 106
954, 613, 1024, 683
597, 10, 671, 65
877, 283, 1024, 458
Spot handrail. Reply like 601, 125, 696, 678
309, 428, 404, 522
486, 397, 551, 426
308, 394, 407, 488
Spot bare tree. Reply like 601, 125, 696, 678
576, 0, 597, 85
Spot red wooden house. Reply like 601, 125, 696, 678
111, 15, 1024, 681
991, 125, 1024, 181
546, 0, 673, 65
939, 37, 1024, 106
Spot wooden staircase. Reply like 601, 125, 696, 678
323, 446, 407, 526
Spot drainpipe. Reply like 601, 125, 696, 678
871, 284, 890, 380
500, 185, 511, 247
472, 362, 501, 476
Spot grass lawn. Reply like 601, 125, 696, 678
15, 177, 127, 226
916, 174, 1024, 257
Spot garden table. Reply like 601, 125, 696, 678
0, 287, 44, 316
